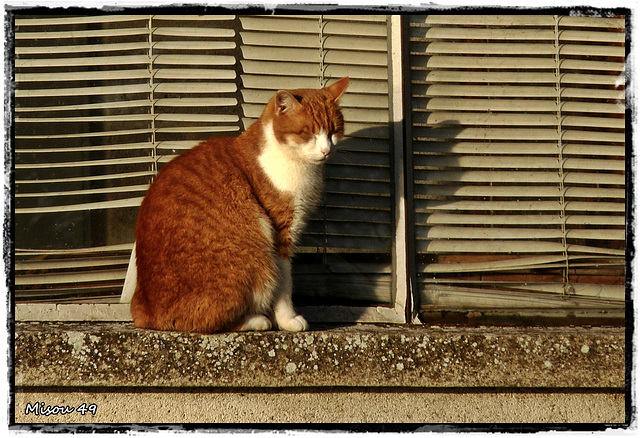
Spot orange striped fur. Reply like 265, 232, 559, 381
131, 78, 349, 333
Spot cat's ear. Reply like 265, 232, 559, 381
275, 90, 302, 115
325, 77, 349, 102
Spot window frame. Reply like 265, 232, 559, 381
405, 14, 626, 323
12, 14, 415, 325
11, 13, 626, 326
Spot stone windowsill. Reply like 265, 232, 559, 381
14, 322, 625, 389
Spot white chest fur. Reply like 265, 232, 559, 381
258, 121, 323, 237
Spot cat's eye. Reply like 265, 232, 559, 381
300, 127, 313, 139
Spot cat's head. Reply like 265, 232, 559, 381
263, 77, 349, 165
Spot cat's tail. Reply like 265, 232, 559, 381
120, 242, 137, 304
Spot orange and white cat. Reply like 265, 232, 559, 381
122, 77, 349, 333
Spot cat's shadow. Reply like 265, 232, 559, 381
293, 120, 464, 326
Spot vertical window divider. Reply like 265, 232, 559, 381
389, 15, 416, 323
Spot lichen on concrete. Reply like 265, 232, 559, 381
14, 322, 625, 390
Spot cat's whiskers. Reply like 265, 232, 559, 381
329, 147, 357, 165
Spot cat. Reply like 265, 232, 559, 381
128, 77, 349, 333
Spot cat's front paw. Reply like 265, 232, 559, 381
278, 315, 309, 332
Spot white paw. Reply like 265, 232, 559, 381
239, 314, 272, 331
278, 315, 309, 332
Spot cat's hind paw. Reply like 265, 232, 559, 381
278, 315, 309, 332
238, 314, 273, 331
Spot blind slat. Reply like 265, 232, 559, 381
16, 184, 150, 199
239, 16, 318, 33
15, 42, 149, 55
15, 15, 148, 26
16, 55, 151, 68
155, 98, 237, 107
153, 15, 235, 21
16, 114, 154, 123
415, 199, 625, 213
153, 41, 236, 51
417, 213, 625, 227
413, 41, 624, 57
153, 54, 236, 66
152, 27, 235, 38
413, 55, 623, 72
16, 255, 129, 271
414, 84, 557, 98
415, 112, 624, 130
413, 127, 624, 143
16, 142, 152, 154
559, 16, 625, 29
16, 84, 151, 98
154, 82, 237, 94
412, 15, 556, 27
419, 226, 624, 242
419, 240, 624, 257
15, 269, 127, 286
414, 155, 626, 172
412, 27, 624, 44
418, 240, 567, 254
15, 28, 149, 39
421, 226, 565, 240
240, 32, 320, 48
509, 283, 624, 300
416, 142, 625, 156
419, 285, 624, 309
16, 128, 152, 140
422, 254, 622, 274
415, 185, 625, 200
17, 244, 134, 256
16, 171, 155, 186
413, 55, 556, 70
414, 41, 557, 55
153, 69, 236, 81
17, 69, 149, 82
413, 98, 623, 114
16, 197, 144, 215
414, 170, 624, 186
15, 99, 151, 113
410, 27, 555, 41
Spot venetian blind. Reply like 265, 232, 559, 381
238, 15, 394, 305
14, 15, 239, 302
409, 15, 626, 315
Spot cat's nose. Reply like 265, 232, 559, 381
319, 140, 332, 157
321, 145, 332, 158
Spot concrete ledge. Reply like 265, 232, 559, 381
14, 389, 626, 424
14, 322, 625, 389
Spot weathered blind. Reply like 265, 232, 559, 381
14, 14, 394, 307
14, 15, 238, 301
409, 15, 626, 315
238, 15, 394, 305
